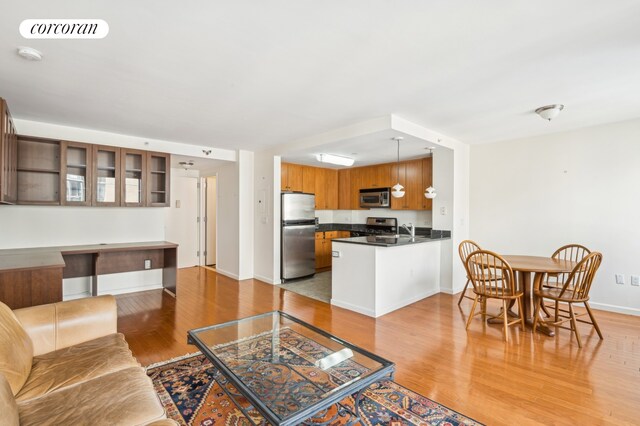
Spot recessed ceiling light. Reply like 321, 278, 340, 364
17, 46, 43, 61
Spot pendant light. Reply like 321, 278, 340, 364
424, 147, 437, 199
391, 137, 405, 198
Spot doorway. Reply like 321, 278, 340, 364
204, 176, 217, 267
165, 174, 200, 268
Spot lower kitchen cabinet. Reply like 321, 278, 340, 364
315, 231, 350, 269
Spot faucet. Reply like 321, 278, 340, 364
400, 223, 415, 238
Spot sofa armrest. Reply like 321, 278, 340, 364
13, 295, 118, 356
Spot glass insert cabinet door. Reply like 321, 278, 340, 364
146, 152, 170, 207
61, 141, 92, 206
92, 145, 121, 206
121, 149, 146, 206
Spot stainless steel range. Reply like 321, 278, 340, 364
350, 217, 398, 237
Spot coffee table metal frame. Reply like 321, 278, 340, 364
187, 310, 395, 426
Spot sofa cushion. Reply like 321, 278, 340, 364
0, 374, 20, 426
0, 302, 33, 396
16, 333, 140, 402
17, 367, 165, 426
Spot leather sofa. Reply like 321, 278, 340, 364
0, 295, 175, 426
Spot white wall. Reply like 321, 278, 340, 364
237, 150, 255, 280
213, 150, 255, 280
215, 161, 240, 279
320, 209, 433, 228
253, 152, 280, 284
470, 118, 640, 315
0, 205, 165, 249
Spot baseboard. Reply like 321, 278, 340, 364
63, 283, 163, 300
253, 274, 280, 285
330, 299, 376, 317
215, 268, 239, 280
589, 301, 640, 316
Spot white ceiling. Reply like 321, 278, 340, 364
282, 129, 446, 169
1, 1, 640, 151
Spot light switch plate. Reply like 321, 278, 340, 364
332, 251, 340, 258
631, 275, 640, 286
615, 274, 625, 285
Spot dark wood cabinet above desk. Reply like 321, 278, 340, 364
0, 241, 178, 309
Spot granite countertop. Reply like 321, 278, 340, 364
316, 223, 450, 239
332, 234, 450, 247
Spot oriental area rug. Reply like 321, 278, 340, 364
147, 331, 482, 426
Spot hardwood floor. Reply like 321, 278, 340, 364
117, 267, 640, 425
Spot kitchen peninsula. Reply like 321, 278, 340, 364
331, 234, 448, 317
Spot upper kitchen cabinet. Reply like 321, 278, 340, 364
17, 136, 61, 205
302, 166, 315, 194
146, 151, 170, 207
360, 163, 391, 189
391, 159, 423, 210
92, 145, 121, 207
338, 169, 352, 210
421, 156, 433, 210
61, 141, 92, 206
312, 167, 338, 210
281, 162, 303, 192
0, 98, 18, 204
121, 148, 147, 207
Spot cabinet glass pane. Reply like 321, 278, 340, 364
96, 176, 116, 202
66, 147, 87, 202
125, 153, 143, 204
96, 149, 116, 203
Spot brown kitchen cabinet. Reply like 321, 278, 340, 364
146, 151, 170, 207
360, 163, 391, 189
302, 165, 315, 194
61, 141, 93, 206
338, 169, 351, 210
314, 167, 338, 210
0, 98, 18, 204
391, 159, 423, 210
315, 231, 341, 269
281, 162, 303, 192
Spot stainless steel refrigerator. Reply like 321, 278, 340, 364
281, 192, 316, 281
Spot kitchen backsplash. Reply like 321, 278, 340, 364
316, 209, 432, 227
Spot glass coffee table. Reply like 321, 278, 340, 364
187, 311, 395, 426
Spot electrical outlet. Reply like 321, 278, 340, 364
631, 275, 640, 286
440, 206, 447, 215
144, 259, 151, 270
615, 274, 625, 285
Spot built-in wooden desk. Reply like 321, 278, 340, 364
0, 241, 178, 309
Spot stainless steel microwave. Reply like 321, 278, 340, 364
359, 188, 390, 208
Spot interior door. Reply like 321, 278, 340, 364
165, 174, 200, 268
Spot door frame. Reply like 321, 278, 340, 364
200, 175, 218, 267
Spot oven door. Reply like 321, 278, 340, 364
359, 188, 390, 208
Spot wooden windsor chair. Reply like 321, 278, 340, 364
465, 250, 525, 342
533, 251, 603, 348
457, 240, 481, 306
541, 244, 591, 317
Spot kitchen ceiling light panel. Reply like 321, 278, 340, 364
315, 153, 354, 166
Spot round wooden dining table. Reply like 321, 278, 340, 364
496, 255, 577, 336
